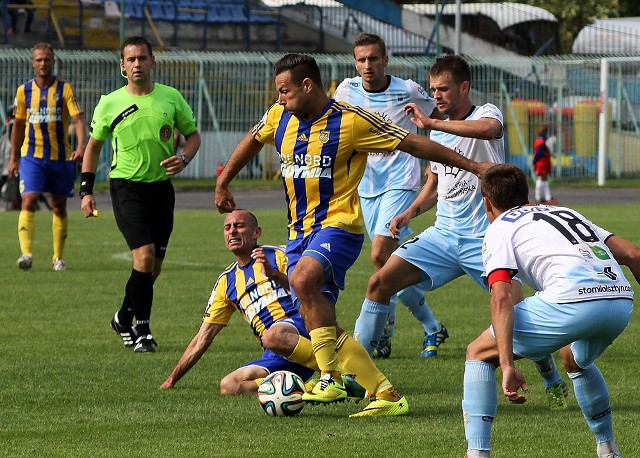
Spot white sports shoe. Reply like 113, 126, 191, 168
52, 258, 66, 271
17, 254, 33, 271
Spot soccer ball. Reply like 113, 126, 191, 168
257, 370, 306, 416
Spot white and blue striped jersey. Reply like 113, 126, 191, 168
430, 103, 505, 236
334, 75, 437, 198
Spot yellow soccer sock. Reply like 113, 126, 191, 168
18, 210, 35, 256
309, 326, 340, 376
52, 214, 68, 261
287, 335, 320, 372
336, 332, 393, 395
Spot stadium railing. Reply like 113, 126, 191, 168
0, 49, 638, 183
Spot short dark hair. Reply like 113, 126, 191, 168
121, 36, 153, 59
481, 164, 529, 211
274, 54, 323, 88
430, 55, 471, 85
352, 32, 386, 57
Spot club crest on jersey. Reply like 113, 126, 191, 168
159, 124, 172, 142
319, 130, 330, 144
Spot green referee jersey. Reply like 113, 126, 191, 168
89, 83, 198, 182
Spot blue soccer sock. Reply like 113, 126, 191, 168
353, 298, 389, 356
534, 354, 564, 388
462, 360, 497, 452
381, 295, 397, 338
568, 364, 614, 444
397, 285, 440, 334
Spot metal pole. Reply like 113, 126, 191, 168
454, 0, 461, 54
597, 58, 608, 186
120, 0, 125, 44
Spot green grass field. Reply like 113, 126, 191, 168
1, 203, 638, 457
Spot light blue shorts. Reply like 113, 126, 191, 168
503, 296, 633, 368
360, 189, 416, 241
393, 226, 487, 292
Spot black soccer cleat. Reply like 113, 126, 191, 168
110, 313, 136, 348
133, 334, 158, 353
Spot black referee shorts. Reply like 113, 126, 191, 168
110, 178, 175, 258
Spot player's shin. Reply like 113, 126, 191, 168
336, 332, 392, 397
287, 335, 320, 372
568, 364, 615, 444
463, 360, 497, 453
353, 298, 390, 356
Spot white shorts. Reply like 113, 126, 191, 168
360, 189, 416, 241
393, 226, 487, 291
503, 296, 633, 367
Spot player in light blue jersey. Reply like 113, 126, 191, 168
356, 55, 568, 408
334, 33, 447, 358
462, 164, 638, 458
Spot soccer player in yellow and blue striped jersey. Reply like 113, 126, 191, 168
215, 54, 490, 416
8, 43, 86, 272
160, 210, 317, 392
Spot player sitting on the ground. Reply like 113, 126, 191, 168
160, 209, 364, 398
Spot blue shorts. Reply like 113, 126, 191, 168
286, 227, 364, 305
360, 189, 416, 241
393, 226, 487, 292
503, 296, 633, 368
242, 316, 315, 381
19, 156, 75, 197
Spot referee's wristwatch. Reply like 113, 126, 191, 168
180, 154, 191, 167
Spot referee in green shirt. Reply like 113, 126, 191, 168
80, 36, 201, 353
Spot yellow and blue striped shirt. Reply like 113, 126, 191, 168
14, 77, 82, 161
253, 100, 408, 239
203, 245, 296, 342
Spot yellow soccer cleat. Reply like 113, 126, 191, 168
349, 395, 409, 417
302, 373, 347, 405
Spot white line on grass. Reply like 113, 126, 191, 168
111, 251, 211, 267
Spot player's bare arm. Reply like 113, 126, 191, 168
160, 322, 223, 389
406, 103, 502, 141
215, 131, 264, 213
490, 280, 528, 404
69, 114, 87, 162
605, 235, 640, 284
8, 117, 26, 178
389, 172, 438, 237
398, 133, 492, 177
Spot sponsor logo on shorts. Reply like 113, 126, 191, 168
320, 242, 331, 252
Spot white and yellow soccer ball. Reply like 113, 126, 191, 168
257, 370, 306, 416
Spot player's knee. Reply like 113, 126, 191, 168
261, 327, 279, 351
288, 269, 315, 300
367, 270, 392, 297
370, 250, 388, 270
219, 375, 241, 395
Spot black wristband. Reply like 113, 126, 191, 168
79, 172, 96, 198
